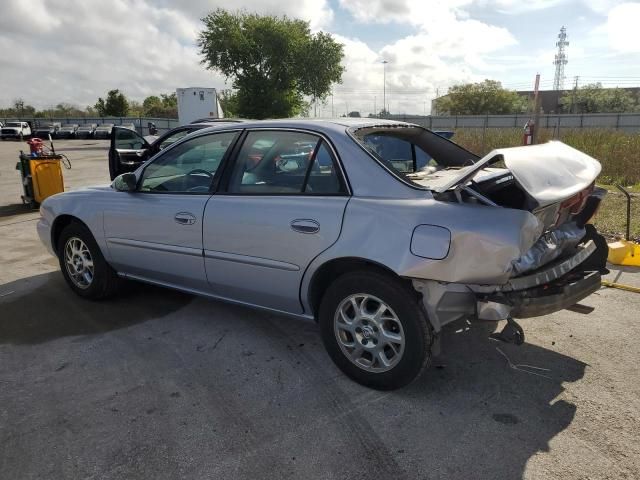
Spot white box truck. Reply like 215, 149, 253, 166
176, 87, 224, 125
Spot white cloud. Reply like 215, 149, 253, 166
0, 0, 334, 109
605, 2, 640, 53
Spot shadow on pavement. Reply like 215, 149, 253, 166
0, 272, 587, 479
0, 203, 35, 218
0, 272, 193, 345
390, 319, 586, 479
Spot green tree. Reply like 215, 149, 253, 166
95, 89, 129, 116
197, 9, 344, 118
128, 100, 144, 117
142, 93, 178, 118
434, 80, 527, 115
560, 83, 638, 113
217, 89, 239, 117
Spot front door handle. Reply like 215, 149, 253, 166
174, 212, 196, 225
290, 219, 320, 234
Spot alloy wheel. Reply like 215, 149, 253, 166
333, 293, 405, 372
64, 237, 94, 289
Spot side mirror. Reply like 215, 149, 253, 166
112, 172, 137, 192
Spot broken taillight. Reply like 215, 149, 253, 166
554, 183, 595, 226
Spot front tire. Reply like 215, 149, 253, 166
319, 270, 433, 390
57, 222, 120, 299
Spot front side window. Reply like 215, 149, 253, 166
227, 130, 344, 195
114, 128, 146, 150
140, 131, 238, 193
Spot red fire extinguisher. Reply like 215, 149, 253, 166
523, 121, 534, 145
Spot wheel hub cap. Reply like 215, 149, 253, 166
334, 293, 405, 373
63, 237, 94, 289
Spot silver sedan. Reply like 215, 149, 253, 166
37, 119, 608, 390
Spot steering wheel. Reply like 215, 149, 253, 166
185, 169, 214, 193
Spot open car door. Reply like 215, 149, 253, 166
109, 126, 152, 180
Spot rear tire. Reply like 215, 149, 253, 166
57, 222, 120, 300
319, 270, 433, 390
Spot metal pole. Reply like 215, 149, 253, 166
616, 184, 631, 241
382, 60, 388, 117
532, 74, 541, 144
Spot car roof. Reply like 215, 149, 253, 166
189, 118, 247, 124
189, 118, 416, 138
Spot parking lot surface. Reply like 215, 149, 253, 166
1, 139, 639, 479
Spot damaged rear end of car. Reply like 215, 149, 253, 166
350, 125, 608, 343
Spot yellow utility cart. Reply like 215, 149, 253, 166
16, 153, 65, 207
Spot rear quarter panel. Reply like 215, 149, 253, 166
300, 197, 541, 312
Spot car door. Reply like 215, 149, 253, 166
203, 129, 350, 314
109, 126, 153, 180
103, 130, 241, 291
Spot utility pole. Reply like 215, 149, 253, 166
532, 73, 541, 144
382, 60, 388, 117
331, 90, 334, 117
434, 88, 440, 116
553, 26, 569, 91
374, 96, 377, 118
571, 76, 579, 113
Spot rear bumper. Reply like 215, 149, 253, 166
413, 237, 606, 331
508, 270, 601, 318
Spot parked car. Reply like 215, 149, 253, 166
108, 119, 246, 180
75, 124, 96, 139
32, 123, 60, 140
57, 124, 79, 139
93, 123, 114, 139
1, 121, 32, 140
38, 119, 608, 390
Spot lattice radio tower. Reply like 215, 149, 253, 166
553, 26, 569, 90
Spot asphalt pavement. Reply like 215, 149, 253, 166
1, 139, 638, 479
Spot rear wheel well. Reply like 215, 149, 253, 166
51, 215, 88, 253
307, 258, 413, 320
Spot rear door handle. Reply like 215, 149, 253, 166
174, 212, 196, 225
290, 219, 320, 234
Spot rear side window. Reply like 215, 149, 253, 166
227, 130, 345, 195
351, 126, 479, 189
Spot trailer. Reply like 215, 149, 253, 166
176, 87, 224, 125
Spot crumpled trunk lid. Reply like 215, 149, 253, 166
432, 141, 601, 208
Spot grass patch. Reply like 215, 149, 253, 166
593, 188, 640, 241
450, 129, 640, 240
452, 128, 640, 185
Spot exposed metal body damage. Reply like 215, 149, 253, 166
401, 142, 607, 332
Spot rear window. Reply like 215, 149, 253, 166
350, 126, 479, 188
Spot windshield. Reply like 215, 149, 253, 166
350, 126, 479, 189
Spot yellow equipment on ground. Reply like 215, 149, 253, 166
16, 153, 65, 207
607, 185, 640, 267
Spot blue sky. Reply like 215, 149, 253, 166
1, 0, 638, 115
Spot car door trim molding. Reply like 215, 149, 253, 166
203, 249, 300, 272
107, 238, 203, 257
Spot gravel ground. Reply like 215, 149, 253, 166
0, 139, 639, 479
